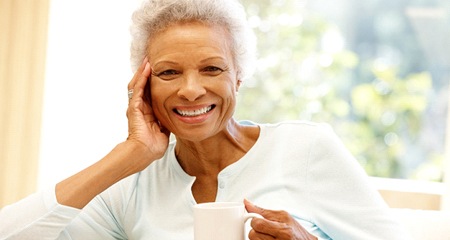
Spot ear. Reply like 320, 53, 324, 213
236, 80, 242, 92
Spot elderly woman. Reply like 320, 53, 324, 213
0, 0, 410, 239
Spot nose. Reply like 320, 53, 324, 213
177, 72, 206, 101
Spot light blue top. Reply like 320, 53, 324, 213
0, 121, 411, 239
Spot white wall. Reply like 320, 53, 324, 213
38, 0, 142, 188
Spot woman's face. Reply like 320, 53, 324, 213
148, 21, 240, 142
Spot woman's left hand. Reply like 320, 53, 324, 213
244, 199, 318, 240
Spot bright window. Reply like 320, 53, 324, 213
38, 0, 141, 188
236, 0, 449, 182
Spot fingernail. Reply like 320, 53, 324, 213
144, 62, 150, 72
244, 198, 254, 206
141, 56, 148, 66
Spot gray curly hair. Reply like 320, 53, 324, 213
130, 0, 256, 80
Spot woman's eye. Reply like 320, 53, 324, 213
155, 69, 179, 80
203, 66, 223, 74
159, 69, 178, 76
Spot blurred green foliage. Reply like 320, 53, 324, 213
236, 0, 443, 180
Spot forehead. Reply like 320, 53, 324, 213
147, 21, 234, 62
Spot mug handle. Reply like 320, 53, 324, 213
243, 212, 263, 223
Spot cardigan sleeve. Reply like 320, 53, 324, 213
306, 124, 411, 240
0, 187, 80, 240
0, 185, 127, 240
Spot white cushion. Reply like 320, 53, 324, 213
390, 208, 450, 240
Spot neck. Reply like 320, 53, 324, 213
174, 119, 259, 177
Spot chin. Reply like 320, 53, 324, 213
173, 127, 219, 143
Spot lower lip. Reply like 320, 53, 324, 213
174, 108, 215, 124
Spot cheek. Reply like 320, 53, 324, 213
220, 81, 238, 101
150, 78, 170, 99
212, 74, 238, 96
150, 81, 169, 113
217, 85, 237, 113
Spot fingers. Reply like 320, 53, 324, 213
134, 61, 151, 95
245, 199, 317, 240
245, 199, 265, 215
250, 218, 294, 239
248, 210, 292, 239
126, 56, 153, 127
245, 199, 291, 223
128, 57, 148, 89
245, 199, 287, 238
248, 229, 275, 240
128, 57, 151, 102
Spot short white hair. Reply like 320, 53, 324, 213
130, 0, 256, 80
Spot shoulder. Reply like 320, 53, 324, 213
255, 120, 355, 168
257, 120, 336, 141
243, 120, 342, 160
261, 120, 331, 130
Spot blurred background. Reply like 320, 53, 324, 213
1, 0, 449, 207
237, 0, 450, 182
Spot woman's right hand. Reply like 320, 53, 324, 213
126, 57, 170, 172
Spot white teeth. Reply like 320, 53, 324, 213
176, 106, 212, 117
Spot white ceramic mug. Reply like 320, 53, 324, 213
193, 202, 261, 240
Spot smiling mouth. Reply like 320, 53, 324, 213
174, 105, 216, 117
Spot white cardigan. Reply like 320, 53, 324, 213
0, 121, 411, 239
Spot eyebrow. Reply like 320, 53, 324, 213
199, 56, 227, 63
152, 60, 178, 68
153, 56, 227, 68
